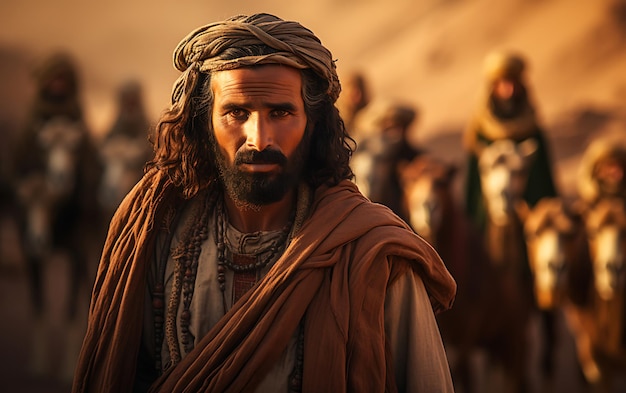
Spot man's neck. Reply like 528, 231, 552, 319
223, 188, 297, 233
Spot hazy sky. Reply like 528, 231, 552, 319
1, 0, 624, 140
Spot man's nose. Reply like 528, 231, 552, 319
245, 113, 273, 151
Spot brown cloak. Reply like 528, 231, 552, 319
73, 169, 456, 393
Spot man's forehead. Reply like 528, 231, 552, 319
211, 65, 303, 99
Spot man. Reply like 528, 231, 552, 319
462, 50, 558, 388
13, 51, 102, 378
351, 99, 422, 222
97, 79, 153, 219
73, 13, 456, 393
336, 70, 370, 133
577, 133, 626, 207
463, 50, 558, 230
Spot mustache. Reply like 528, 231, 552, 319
234, 149, 287, 166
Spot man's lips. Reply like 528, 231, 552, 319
239, 162, 281, 173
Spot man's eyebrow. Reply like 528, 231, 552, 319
220, 102, 245, 111
269, 102, 298, 111
219, 101, 298, 111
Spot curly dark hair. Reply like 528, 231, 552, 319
147, 45, 355, 199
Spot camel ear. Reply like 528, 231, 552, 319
515, 199, 531, 223
518, 137, 538, 159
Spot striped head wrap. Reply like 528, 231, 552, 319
170, 13, 340, 109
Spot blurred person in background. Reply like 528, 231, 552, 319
462, 49, 559, 389
97, 79, 153, 221
351, 99, 423, 223
13, 51, 102, 380
577, 133, 626, 207
336, 69, 371, 135
463, 50, 558, 230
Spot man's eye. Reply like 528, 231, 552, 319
272, 109, 290, 117
229, 109, 248, 119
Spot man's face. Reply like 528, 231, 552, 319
595, 157, 625, 196
210, 65, 309, 206
492, 78, 516, 101
43, 71, 74, 100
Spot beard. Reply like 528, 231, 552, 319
490, 84, 528, 119
211, 130, 310, 209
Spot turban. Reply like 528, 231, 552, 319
34, 51, 79, 91
483, 50, 526, 82
170, 13, 340, 109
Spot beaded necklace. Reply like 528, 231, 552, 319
152, 184, 310, 388
215, 196, 292, 314
153, 189, 216, 370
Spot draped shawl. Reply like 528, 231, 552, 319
72, 169, 456, 392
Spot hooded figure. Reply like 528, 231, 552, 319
13, 51, 103, 380
97, 79, 153, 216
463, 50, 558, 230
13, 51, 102, 261
336, 70, 371, 134
577, 134, 626, 206
14, 52, 86, 176
351, 98, 422, 222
